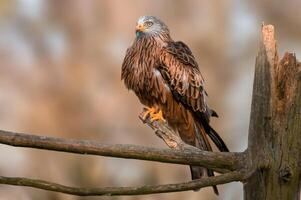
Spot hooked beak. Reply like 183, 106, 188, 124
135, 23, 145, 32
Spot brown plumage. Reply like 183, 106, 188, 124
122, 16, 229, 195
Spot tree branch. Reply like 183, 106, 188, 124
0, 171, 243, 196
0, 129, 242, 172
139, 110, 193, 150
138, 110, 241, 173
0, 108, 245, 196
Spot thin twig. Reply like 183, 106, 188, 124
0, 171, 243, 196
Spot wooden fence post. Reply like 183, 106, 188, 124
244, 24, 301, 200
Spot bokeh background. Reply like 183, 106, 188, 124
0, 0, 300, 200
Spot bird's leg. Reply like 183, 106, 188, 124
142, 107, 156, 120
150, 109, 166, 122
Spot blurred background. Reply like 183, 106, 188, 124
0, 0, 300, 199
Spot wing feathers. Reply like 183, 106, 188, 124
159, 41, 206, 113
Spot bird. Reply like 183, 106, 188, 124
121, 16, 229, 195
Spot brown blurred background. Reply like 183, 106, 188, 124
0, 0, 300, 200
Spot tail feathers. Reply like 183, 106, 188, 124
207, 125, 229, 152
207, 169, 219, 195
190, 166, 219, 195
210, 109, 219, 118
195, 113, 229, 152
189, 115, 228, 195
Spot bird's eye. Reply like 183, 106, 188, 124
145, 21, 153, 27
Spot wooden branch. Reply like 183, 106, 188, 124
139, 110, 200, 151
0, 129, 241, 172
139, 110, 235, 174
0, 114, 244, 196
0, 171, 243, 196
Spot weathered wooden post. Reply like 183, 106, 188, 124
244, 24, 301, 199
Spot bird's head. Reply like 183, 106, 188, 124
135, 16, 170, 38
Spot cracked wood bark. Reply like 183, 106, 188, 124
244, 25, 301, 199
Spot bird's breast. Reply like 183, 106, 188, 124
124, 48, 158, 89
122, 38, 169, 106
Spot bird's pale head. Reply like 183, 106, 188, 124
135, 16, 170, 38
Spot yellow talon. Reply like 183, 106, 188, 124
142, 107, 156, 120
150, 110, 165, 122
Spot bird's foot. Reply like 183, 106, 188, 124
150, 109, 166, 122
142, 107, 156, 121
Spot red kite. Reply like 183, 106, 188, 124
122, 16, 229, 195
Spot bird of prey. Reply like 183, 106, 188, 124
121, 16, 229, 195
